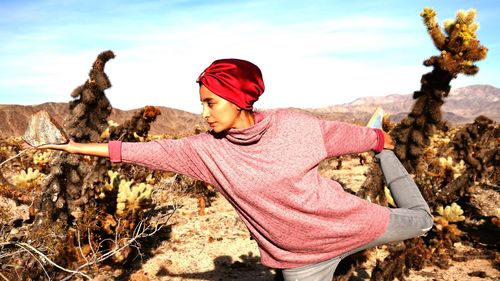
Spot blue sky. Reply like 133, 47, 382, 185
1, 0, 499, 113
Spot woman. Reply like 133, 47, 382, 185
30, 59, 433, 280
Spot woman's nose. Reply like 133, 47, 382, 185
201, 105, 209, 119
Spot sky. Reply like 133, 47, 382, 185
0, 0, 499, 114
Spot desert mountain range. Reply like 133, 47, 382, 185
309, 84, 499, 125
0, 103, 203, 139
0, 84, 498, 138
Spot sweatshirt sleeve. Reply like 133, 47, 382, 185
319, 119, 384, 157
108, 136, 213, 184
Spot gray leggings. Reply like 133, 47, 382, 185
282, 150, 434, 281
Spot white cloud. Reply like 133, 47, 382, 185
100, 16, 425, 112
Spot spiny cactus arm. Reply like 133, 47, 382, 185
421, 7, 446, 50
89, 50, 115, 91
423, 56, 439, 67
92, 50, 115, 72
457, 45, 487, 76
455, 9, 477, 27
460, 64, 480, 76
463, 44, 488, 62
445, 9, 487, 73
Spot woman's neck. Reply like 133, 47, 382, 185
233, 110, 255, 129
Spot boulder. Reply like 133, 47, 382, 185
23, 110, 69, 146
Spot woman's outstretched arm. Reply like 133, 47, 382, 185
24, 141, 110, 158
24, 136, 214, 186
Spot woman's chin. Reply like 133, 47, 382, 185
211, 127, 222, 133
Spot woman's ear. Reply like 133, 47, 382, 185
231, 102, 242, 111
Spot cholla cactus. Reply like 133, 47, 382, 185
66, 50, 114, 142
13, 168, 45, 189
25, 51, 117, 272
107, 106, 161, 142
101, 170, 155, 215
436, 157, 466, 180
392, 7, 488, 174
99, 170, 120, 198
100, 120, 119, 139
421, 8, 487, 76
435, 202, 466, 223
33, 151, 51, 166
145, 173, 156, 185
37, 50, 115, 227
116, 180, 153, 216
0, 137, 18, 155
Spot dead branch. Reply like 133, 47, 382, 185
0, 149, 30, 167
0, 242, 92, 280
61, 206, 177, 281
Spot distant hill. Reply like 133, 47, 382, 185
0, 103, 204, 139
0, 84, 498, 138
307, 84, 499, 125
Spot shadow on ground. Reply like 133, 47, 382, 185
156, 252, 284, 281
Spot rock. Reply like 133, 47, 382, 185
23, 110, 69, 146
0, 196, 30, 225
469, 185, 500, 218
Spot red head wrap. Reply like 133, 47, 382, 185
197, 58, 265, 111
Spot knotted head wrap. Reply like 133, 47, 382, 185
197, 58, 265, 111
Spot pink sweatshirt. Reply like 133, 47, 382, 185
109, 109, 389, 269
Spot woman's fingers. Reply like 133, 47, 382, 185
21, 141, 68, 151
383, 132, 395, 150
21, 142, 33, 150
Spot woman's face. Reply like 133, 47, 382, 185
199, 85, 242, 133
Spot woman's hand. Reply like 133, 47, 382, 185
383, 132, 395, 150
21, 140, 73, 152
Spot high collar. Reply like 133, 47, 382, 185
222, 111, 272, 145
